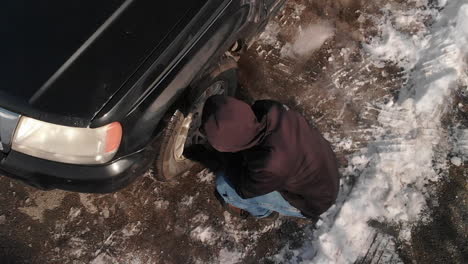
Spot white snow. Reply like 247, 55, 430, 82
68, 207, 82, 220
258, 22, 281, 47
364, 3, 436, 70
79, 193, 99, 214
198, 169, 215, 183
191, 226, 217, 245
275, 0, 468, 263
90, 253, 115, 264
335, 138, 353, 151
181, 196, 194, 206
18, 190, 67, 222
218, 248, 243, 264
281, 23, 335, 59
121, 222, 142, 237
191, 213, 209, 224
454, 128, 468, 157
450, 156, 462, 166
154, 199, 170, 210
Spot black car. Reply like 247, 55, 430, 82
0, 0, 285, 192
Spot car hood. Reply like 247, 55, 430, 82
0, 0, 201, 127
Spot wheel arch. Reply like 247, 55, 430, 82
97, 1, 260, 160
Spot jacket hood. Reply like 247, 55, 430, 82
202, 96, 267, 152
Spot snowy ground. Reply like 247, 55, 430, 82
1, 0, 467, 263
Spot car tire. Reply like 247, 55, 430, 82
156, 58, 238, 181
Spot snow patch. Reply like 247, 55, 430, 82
68, 207, 82, 221
154, 199, 169, 210
454, 129, 468, 158
198, 169, 215, 183
258, 22, 281, 47
19, 190, 67, 222
90, 253, 114, 264
191, 226, 217, 245
217, 248, 243, 264
365, 21, 420, 69
181, 196, 194, 206
122, 222, 142, 237
191, 213, 209, 224
282, 23, 335, 59
79, 194, 99, 214
450, 156, 462, 166
277, 1, 468, 263
335, 138, 353, 151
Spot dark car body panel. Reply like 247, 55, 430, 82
1, 0, 207, 126
97, 0, 255, 159
1, 0, 126, 101
0, 148, 153, 193
0, 108, 21, 152
0, 0, 286, 192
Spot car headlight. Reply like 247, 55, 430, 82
12, 116, 122, 165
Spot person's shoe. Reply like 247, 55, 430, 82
256, 211, 279, 223
214, 190, 251, 219
225, 204, 251, 219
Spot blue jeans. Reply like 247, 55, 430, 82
216, 171, 305, 218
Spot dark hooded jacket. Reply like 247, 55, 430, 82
202, 96, 340, 218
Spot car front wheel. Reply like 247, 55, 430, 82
156, 58, 238, 181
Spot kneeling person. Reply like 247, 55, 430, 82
197, 95, 340, 220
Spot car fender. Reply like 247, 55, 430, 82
96, 0, 259, 157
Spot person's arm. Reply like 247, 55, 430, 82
251, 100, 285, 121
230, 157, 286, 199
183, 144, 224, 172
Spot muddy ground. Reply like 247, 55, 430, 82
0, 0, 466, 263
